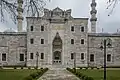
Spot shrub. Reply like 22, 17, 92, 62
30, 72, 39, 79
0, 66, 2, 69
66, 68, 94, 80
34, 67, 38, 70
21, 67, 23, 69
28, 67, 31, 69
24, 76, 33, 80
24, 68, 48, 80
14, 67, 16, 69
88, 77, 94, 80
81, 75, 86, 79
85, 67, 88, 69
78, 73, 82, 77
91, 67, 94, 69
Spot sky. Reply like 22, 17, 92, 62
0, 0, 120, 33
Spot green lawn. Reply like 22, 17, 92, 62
0, 69, 39, 80
77, 69, 120, 80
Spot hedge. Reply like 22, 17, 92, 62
66, 68, 94, 80
24, 68, 48, 80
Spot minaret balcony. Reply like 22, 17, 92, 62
90, 18, 97, 21
90, 10, 97, 14
91, 2, 97, 7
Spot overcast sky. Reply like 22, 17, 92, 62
0, 0, 120, 33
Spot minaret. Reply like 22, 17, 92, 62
90, 0, 97, 33
17, 0, 23, 32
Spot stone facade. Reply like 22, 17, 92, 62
88, 33, 120, 67
0, 32, 27, 66
26, 7, 88, 68
0, 7, 120, 68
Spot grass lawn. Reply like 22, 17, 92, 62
77, 69, 120, 80
0, 69, 39, 80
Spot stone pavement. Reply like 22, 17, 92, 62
38, 69, 80, 80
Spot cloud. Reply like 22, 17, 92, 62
0, 22, 8, 32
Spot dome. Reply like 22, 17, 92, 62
4, 28, 15, 32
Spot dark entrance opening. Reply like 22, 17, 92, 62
52, 32, 62, 64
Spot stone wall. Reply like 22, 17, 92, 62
64, 19, 88, 68
0, 32, 27, 66
88, 33, 120, 67
26, 14, 89, 68
26, 18, 49, 67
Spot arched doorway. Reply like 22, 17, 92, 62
52, 32, 62, 64
53, 51, 61, 63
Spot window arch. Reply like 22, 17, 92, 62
30, 26, 33, 31
81, 53, 84, 60
90, 54, 94, 62
81, 26, 84, 32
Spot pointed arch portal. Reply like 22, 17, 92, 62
52, 32, 62, 64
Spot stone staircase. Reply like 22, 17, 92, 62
38, 69, 80, 80
49, 64, 66, 70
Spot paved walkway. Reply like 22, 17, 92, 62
38, 69, 80, 80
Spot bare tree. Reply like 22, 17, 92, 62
107, 0, 120, 16
0, 0, 50, 23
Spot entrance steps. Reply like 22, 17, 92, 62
49, 64, 66, 70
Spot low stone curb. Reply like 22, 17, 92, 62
0, 67, 43, 70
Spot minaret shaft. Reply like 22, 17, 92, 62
90, 0, 97, 33
17, 0, 23, 32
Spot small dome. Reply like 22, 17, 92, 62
4, 28, 15, 32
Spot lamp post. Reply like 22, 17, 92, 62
74, 52, 76, 72
36, 52, 39, 69
100, 38, 112, 80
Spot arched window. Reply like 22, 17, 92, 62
30, 53, 34, 59
107, 54, 111, 62
71, 39, 74, 44
81, 26, 84, 32
30, 26, 33, 31
41, 25, 44, 31
71, 26, 74, 31
71, 53, 74, 59
81, 39, 84, 44
2, 53, 6, 61
30, 38, 34, 44
81, 53, 84, 60
41, 39, 44, 44
41, 53, 44, 59
90, 54, 94, 62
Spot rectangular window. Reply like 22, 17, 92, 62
30, 53, 34, 59
2, 53, 6, 61
41, 39, 44, 44
71, 39, 74, 44
71, 53, 74, 59
30, 38, 34, 44
81, 53, 84, 60
41, 53, 44, 59
81, 26, 84, 32
71, 26, 74, 31
81, 39, 84, 44
90, 54, 94, 62
20, 54, 24, 61
41, 26, 44, 31
107, 54, 111, 62
30, 26, 33, 31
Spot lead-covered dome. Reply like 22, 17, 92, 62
4, 28, 15, 32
